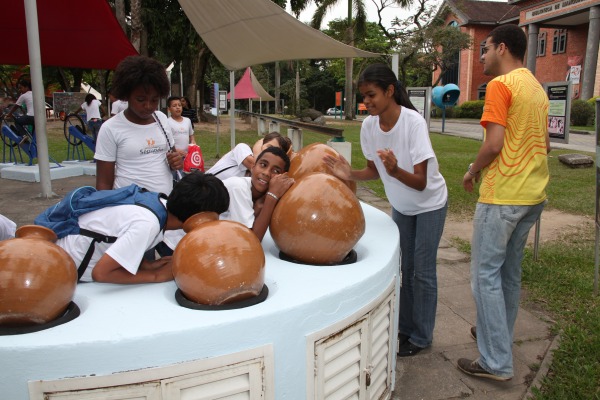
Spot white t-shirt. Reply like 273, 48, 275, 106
206, 143, 252, 180
81, 99, 102, 122
94, 111, 174, 194
168, 116, 194, 151
360, 107, 447, 215
219, 177, 254, 228
0, 214, 16, 241
55, 200, 167, 282
110, 100, 128, 116
16, 91, 34, 116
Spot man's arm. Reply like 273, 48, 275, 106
462, 122, 505, 192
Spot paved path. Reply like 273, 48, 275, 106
430, 118, 595, 153
2, 119, 592, 399
356, 186, 556, 400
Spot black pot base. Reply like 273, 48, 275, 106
0, 302, 80, 336
279, 249, 358, 266
175, 285, 269, 310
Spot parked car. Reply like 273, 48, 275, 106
326, 107, 341, 115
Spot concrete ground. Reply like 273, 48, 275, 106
356, 186, 557, 400
0, 175, 558, 400
2, 121, 592, 399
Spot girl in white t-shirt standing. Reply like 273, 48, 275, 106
75, 93, 105, 141
324, 63, 448, 358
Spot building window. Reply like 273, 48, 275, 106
536, 32, 546, 57
552, 29, 567, 54
478, 83, 487, 100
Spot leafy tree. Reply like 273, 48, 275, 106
374, 0, 472, 87
321, 20, 389, 112
141, 0, 214, 118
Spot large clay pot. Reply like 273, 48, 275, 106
270, 173, 365, 265
0, 225, 77, 326
288, 143, 357, 193
172, 212, 265, 306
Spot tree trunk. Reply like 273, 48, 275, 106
295, 62, 300, 115
114, 0, 127, 34
275, 62, 281, 114
344, 25, 355, 120
130, 0, 143, 53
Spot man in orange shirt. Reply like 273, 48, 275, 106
458, 24, 551, 381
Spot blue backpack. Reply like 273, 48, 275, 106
35, 184, 168, 280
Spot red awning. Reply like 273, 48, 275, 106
0, 0, 138, 70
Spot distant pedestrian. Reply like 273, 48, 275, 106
2, 78, 35, 141
74, 93, 105, 141
458, 24, 550, 382
180, 96, 196, 127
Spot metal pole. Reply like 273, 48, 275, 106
179, 63, 183, 97
533, 217, 541, 261
230, 70, 235, 149
442, 107, 446, 133
594, 97, 599, 296
24, 0, 53, 198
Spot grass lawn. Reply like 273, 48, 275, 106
17, 116, 600, 399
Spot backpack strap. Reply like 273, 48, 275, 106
211, 164, 236, 176
77, 229, 118, 281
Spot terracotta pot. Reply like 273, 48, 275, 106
172, 212, 265, 306
288, 142, 357, 193
0, 225, 77, 326
270, 173, 365, 265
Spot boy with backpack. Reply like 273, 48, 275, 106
36, 173, 229, 284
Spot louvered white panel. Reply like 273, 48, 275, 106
367, 293, 394, 400
45, 382, 161, 400
308, 279, 397, 400
315, 319, 368, 400
161, 359, 264, 400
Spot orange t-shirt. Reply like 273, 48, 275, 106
479, 68, 549, 205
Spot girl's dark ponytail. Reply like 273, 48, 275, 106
394, 81, 418, 112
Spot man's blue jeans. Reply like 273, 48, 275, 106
393, 203, 447, 348
471, 201, 546, 378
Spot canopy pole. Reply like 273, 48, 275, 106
24, 0, 53, 198
230, 70, 235, 149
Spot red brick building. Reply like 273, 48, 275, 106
433, 0, 600, 103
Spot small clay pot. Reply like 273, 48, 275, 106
0, 225, 77, 327
288, 142, 357, 193
172, 212, 265, 306
270, 173, 365, 265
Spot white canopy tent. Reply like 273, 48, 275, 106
178, 0, 380, 146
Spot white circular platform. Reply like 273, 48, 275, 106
0, 202, 399, 399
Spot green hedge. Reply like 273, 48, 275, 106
570, 99, 595, 126
457, 100, 485, 119
433, 100, 484, 119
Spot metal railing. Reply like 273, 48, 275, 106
235, 110, 344, 138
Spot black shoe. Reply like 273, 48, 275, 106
397, 341, 424, 357
470, 326, 477, 341
398, 333, 410, 346
457, 358, 512, 381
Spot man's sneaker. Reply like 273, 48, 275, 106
470, 326, 477, 341
457, 358, 512, 381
